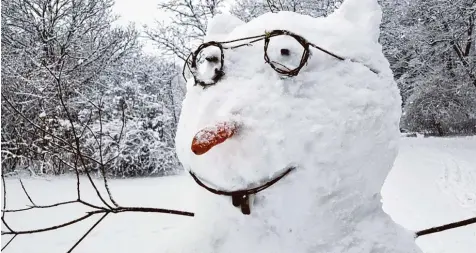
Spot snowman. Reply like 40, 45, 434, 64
170, 0, 422, 252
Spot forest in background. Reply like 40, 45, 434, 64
1, 0, 475, 177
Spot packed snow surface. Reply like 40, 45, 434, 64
1, 137, 475, 253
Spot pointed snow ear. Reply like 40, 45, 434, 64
205, 14, 245, 41
332, 0, 382, 42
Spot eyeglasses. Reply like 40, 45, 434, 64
183, 29, 379, 88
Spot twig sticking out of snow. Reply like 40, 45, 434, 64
415, 216, 476, 238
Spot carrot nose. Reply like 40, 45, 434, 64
191, 121, 237, 155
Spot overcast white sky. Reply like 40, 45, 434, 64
113, 0, 162, 26
112, 0, 169, 54
112, 0, 233, 55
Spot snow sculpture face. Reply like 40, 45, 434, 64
176, 0, 401, 198
172, 1, 420, 252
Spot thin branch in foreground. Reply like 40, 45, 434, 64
1, 178, 194, 252
19, 179, 36, 206
1, 53, 194, 253
1, 203, 194, 235
2, 202, 194, 235
39, 59, 112, 210
1, 211, 101, 235
1, 174, 15, 250
97, 101, 124, 208
1, 234, 17, 251
2, 200, 79, 213
67, 213, 109, 253
2, 174, 7, 212
415, 216, 476, 238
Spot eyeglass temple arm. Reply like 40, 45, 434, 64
308, 42, 379, 74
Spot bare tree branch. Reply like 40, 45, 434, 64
19, 179, 36, 206
145, 0, 224, 61
1, 234, 17, 251
66, 213, 109, 253
415, 216, 476, 237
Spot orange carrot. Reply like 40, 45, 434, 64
191, 121, 237, 155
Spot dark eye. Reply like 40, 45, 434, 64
264, 34, 308, 76
187, 42, 224, 87
206, 55, 219, 63
280, 48, 290, 56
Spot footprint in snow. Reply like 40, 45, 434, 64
438, 158, 476, 209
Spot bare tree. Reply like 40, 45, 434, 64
145, 0, 224, 61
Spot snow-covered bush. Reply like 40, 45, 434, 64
402, 84, 476, 136
78, 56, 184, 177
99, 120, 180, 177
382, 0, 476, 135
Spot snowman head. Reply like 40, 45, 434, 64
175, 0, 400, 192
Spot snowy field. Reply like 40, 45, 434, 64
1, 136, 475, 253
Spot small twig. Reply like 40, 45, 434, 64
48, 62, 112, 210
104, 153, 121, 167
1, 94, 70, 147
77, 199, 108, 211
96, 101, 119, 207
3, 200, 78, 213
50, 154, 77, 172
1, 205, 194, 236
117, 101, 126, 143
19, 179, 36, 206
83, 124, 101, 150
1, 234, 17, 251
83, 102, 117, 207
102, 177, 119, 207
111, 206, 194, 216
78, 110, 94, 140
74, 156, 81, 200
2, 174, 7, 212
1, 217, 14, 233
1, 211, 101, 235
66, 213, 108, 253
415, 216, 476, 238
1, 174, 14, 233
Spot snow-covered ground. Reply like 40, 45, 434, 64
1, 136, 475, 253
382, 136, 476, 253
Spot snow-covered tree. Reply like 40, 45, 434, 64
397, 0, 476, 135
1, 0, 138, 174
1, 0, 184, 176
378, 0, 416, 101
230, 0, 342, 22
